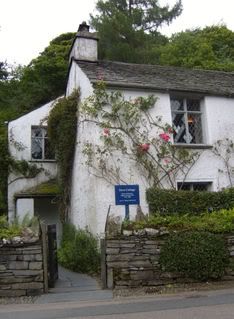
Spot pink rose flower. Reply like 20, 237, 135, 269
103, 128, 110, 136
138, 143, 150, 152
159, 133, 170, 142
163, 157, 171, 165
167, 127, 174, 134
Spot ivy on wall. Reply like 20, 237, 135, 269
1, 131, 43, 214
47, 90, 79, 221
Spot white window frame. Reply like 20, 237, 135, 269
171, 95, 204, 145
31, 126, 54, 161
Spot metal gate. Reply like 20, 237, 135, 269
47, 224, 58, 288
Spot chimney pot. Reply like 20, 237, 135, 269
78, 21, 90, 32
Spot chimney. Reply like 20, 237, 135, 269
69, 22, 99, 62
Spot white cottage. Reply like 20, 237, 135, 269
8, 22, 234, 237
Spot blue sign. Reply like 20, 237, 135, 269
115, 185, 140, 206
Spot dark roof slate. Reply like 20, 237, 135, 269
76, 60, 234, 97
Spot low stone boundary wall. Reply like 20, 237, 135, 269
0, 242, 44, 297
105, 234, 234, 289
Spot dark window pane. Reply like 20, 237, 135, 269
32, 128, 43, 138
193, 183, 209, 191
177, 182, 211, 191
172, 113, 187, 143
170, 98, 184, 112
31, 138, 42, 159
187, 113, 203, 144
177, 183, 191, 190
187, 99, 201, 111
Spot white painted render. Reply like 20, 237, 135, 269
8, 61, 234, 236
66, 65, 234, 235
8, 100, 58, 221
69, 37, 98, 63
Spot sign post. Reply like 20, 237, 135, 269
115, 185, 140, 220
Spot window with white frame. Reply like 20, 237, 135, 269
31, 127, 54, 160
170, 96, 203, 144
177, 182, 212, 191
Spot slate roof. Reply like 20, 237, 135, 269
76, 60, 234, 97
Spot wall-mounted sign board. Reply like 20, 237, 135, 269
115, 185, 140, 205
115, 185, 140, 219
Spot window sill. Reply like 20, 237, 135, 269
29, 159, 57, 163
173, 143, 213, 150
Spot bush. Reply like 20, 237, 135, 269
122, 208, 234, 233
0, 215, 39, 239
146, 187, 234, 215
159, 231, 229, 280
58, 224, 100, 274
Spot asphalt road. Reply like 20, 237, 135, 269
1, 289, 234, 319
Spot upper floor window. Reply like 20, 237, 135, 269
170, 96, 203, 144
31, 127, 54, 160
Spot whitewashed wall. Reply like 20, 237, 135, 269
8, 100, 58, 220
8, 62, 234, 236
67, 65, 234, 236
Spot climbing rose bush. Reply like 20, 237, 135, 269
81, 82, 199, 188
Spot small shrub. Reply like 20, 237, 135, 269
146, 187, 234, 215
159, 231, 229, 280
0, 215, 39, 239
122, 208, 234, 233
58, 224, 100, 274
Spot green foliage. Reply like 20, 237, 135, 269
58, 224, 100, 274
25, 179, 61, 195
47, 91, 79, 220
9, 159, 43, 178
82, 82, 198, 187
0, 215, 39, 239
0, 62, 8, 80
18, 32, 75, 113
159, 25, 234, 71
90, 0, 181, 62
160, 231, 229, 280
123, 208, 234, 233
146, 187, 234, 215
0, 133, 10, 213
0, 33, 75, 213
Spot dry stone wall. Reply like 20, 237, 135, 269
106, 234, 234, 289
0, 242, 44, 297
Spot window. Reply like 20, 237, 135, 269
171, 96, 203, 144
31, 127, 54, 160
177, 182, 212, 191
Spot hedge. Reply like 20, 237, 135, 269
159, 231, 229, 280
146, 187, 234, 215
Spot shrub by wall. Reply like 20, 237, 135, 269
58, 224, 100, 274
146, 187, 234, 215
159, 231, 229, 280
105, 232, 234, 289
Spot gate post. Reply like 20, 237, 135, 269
101, 238, 107, 289
41, 223, 48, 293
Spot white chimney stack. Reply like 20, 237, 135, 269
69, 22, 99, 62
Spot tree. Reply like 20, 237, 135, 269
158, 25, 234, 71
0, 62, 8, 80
16, 32, 75, 113
0, 32, 75, 214
90, 0, 182, 63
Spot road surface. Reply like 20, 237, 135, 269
1, 288, 234, 319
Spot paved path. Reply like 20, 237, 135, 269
35, 265, 113, 304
